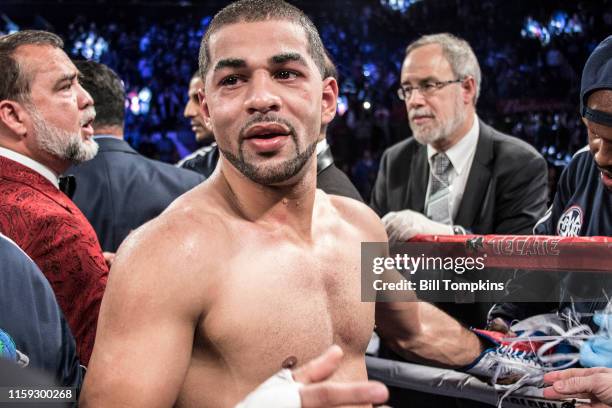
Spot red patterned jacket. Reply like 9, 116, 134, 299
0, 156, 108, 365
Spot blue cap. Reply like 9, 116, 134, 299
581, 36, 612, 126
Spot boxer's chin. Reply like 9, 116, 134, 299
221, 141, 316, 186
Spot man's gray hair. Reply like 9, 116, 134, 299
0, 30, 64, 102
405, 33, 481, 105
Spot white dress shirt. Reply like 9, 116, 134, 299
0, 146, 59, 189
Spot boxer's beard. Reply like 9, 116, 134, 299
409, 92, 466, 146
221, 115, 317, 185
29, 106, 98, 164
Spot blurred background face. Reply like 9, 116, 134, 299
585, 90, 612, 191
184, 76, 213, 144
401, 44, 467, 147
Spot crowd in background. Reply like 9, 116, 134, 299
2, 0, 611, 199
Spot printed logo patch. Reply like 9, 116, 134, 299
557, 205, 583, 237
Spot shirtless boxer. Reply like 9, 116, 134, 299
81, 1, 482, 406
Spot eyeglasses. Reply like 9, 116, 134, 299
397, 78, 464, 101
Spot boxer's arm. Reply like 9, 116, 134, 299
80, 219, 204, 408
335, 198, 484, 368
376, 300, 483, 367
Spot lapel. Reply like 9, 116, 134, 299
404, 142, 429, 213
454, 120, 494, 227
0, 156, 75, 213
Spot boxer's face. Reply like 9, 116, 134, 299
202, 19, 337, 185
401, 44, 469, 148
584, 89, 612, 191
16, 44, 98, 167
184, 76, 213, 144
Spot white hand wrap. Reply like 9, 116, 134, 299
235, 369, 303, 408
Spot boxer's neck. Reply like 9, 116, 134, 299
217, 156, 318, 237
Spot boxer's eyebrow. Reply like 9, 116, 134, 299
270, 53, 307, 67
214, 58, 246, 72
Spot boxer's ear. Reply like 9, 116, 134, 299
198, 88, 210, 121
0, 100, 29, 138
198, 88, 215, 134
321, 77, 338, 127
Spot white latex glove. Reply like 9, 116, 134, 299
382, 209, 453, 242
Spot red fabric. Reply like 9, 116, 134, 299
409, 234, 611, 272
0, 156, 108, 365
473, 329, 545, 354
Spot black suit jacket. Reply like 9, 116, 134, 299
316, 144, 363, 202
371, 120, 548, 235
67, 137, 205, 252
370, 120, 548, 329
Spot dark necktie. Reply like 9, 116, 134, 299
425, 152, 453, 224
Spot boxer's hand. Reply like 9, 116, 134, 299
293, 345, 388, 407
382, 210, 453, 242
581, 314, 612, 368
103, 252, 116, 268
543, 367, 612, 406
235, 345, 388, 408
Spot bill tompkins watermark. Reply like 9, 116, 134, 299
370, 253, 502, 292
361, 236, 612, 303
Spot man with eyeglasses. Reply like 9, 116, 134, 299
371, 33, 547, 245
370, 33, 548, 408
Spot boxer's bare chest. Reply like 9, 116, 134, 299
195, 219, 374, 380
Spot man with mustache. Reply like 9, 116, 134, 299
178, 72, 220, 178
371, 33, 548, 325
371, 33, 548, 249
81, 2, 488, 406
0, 30, 108, 366
179, 60, 363, 203
370, 33, 548, 407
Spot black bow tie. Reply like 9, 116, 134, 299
58, 175, 76, 199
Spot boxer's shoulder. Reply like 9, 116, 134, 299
325, 192, 388, 241
114, 202, 230, 282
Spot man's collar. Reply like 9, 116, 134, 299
316, 138, 329, 155
0, 146, 59, 189
427, 114, 480, 175
93, 134, 123, 140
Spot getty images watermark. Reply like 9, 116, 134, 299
360, 236, 612, 303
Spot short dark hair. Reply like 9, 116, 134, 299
198, 0, 325, 80
0, 30, 64, 102
322, 48, 338, 81
74, 60, 125, 128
